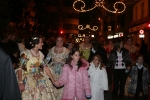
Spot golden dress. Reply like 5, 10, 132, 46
46, 47, 69, 100
79, 42, 91, 61
16, 50, 56, 100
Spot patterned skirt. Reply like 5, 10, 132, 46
48, 62, 64, 100
21, 73, 56, 100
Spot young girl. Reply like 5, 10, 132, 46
88, 55, 108, 100
54, 48, 91, 100
128, 55, 150, 100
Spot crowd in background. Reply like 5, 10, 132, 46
0, 31, 150, 100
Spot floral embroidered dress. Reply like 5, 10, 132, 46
46, 47, 69, 100
124, 45, 138, 63
16, 50, 56, 100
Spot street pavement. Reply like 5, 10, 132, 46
104, 92, 144, 100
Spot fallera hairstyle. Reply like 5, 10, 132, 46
30, 35, 42, 48
92, 55, 105, 70
66, 48, 82, 71
113, 39, 123, 51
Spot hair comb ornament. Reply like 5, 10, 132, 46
33, 37, 38, 40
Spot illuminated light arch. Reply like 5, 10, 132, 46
73, 0, 126, 13
78, 24, 98, 31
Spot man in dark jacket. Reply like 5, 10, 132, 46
0, 48, 21, 100
88, 39, 107, 65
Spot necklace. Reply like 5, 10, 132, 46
30, 49, 40, 57
55, 47, 63, 54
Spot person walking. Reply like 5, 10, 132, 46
107, 39, 131, 100
54, 48, 91, 100
88, 55, 108, 100
128, 55, 150, 100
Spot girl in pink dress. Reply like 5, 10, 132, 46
54, 48, 91, 100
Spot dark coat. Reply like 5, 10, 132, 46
0, 48, 22, 100
106, 48, 131, 68
128, 65, 150, 95
88, 44, 107, 65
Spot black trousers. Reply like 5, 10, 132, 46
112, 69, 127, 98
135, 82, 148, 100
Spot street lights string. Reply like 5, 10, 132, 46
78, 24, 98, 31
73, 0, 126, 13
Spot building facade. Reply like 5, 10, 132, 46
48, 0, 79, 40
100, 0, 134, 39
129, 0, 150, 45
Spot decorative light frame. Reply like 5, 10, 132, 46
78, 24, 98, 31
73, 0, 126, 13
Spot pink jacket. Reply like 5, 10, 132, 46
58, 59, 91, 100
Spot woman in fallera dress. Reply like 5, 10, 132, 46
124, 37, 138, 64
79, 36, 92, 61
45, 36, 70, 100
16, 36, 56, 100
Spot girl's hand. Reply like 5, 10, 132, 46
19, 83, 25, 92
86, 95, 92, 99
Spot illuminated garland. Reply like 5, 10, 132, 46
73, 0, 126, 13
78, 24, 98, 31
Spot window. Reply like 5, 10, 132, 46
135, 7, 138, 21
141, 3, 144, 18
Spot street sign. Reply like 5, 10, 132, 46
139, 30, 144, 34
139, 30, 145, 38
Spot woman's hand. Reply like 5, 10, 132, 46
53, 81, 60, 87
19, 83, 25, 92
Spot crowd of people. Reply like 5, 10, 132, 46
0, 32, 150, 100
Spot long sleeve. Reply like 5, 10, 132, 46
106, 52, 114, 68
88, 66, 92, 76
124, 51, 132, 67
81, 58, 89, 69
145, 69, 150, 85
83, 69, 91, 96
58, 65, 68, 86
0, 48, 22, 100
129, 66, 134, 77
103, 68, 108, 90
